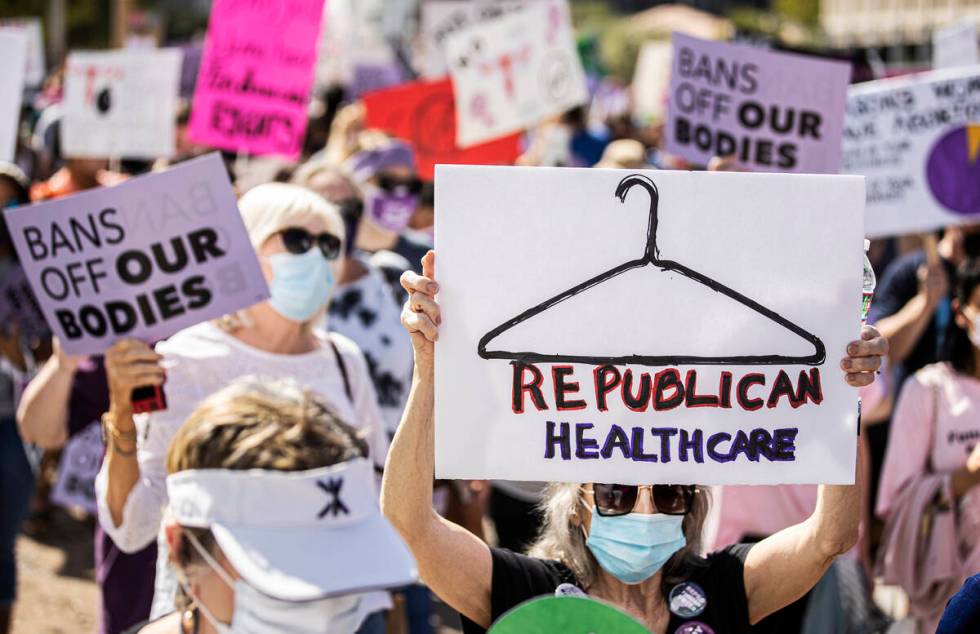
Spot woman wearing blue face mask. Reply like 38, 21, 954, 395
383, 252, 889, 634
98, 184, 391, 632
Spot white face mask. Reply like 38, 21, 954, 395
970, 314, 980, 349
181, 532, 369, 634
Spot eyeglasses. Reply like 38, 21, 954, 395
377, 174, 423, 195
279, 227, 342, 260
590, 483, 695, 517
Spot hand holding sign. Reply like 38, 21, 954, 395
105, 339, 165, 416
400, 250, 439, 365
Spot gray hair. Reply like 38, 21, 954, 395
527, 483, 711, 589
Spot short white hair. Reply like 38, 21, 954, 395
238, 182, 345, 251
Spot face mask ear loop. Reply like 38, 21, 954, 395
174, 564, 231, 634
185, 530, 237, 590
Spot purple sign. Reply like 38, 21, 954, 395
3, 153, 270, 355
0, 263, 49, 338
665, 33, 851, 173
926, 125, 980, 215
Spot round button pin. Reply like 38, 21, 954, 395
675, 622, 714, 634
668, 582, 707, 618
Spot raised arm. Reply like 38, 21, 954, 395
743, 326, 887, 624
16, 339, 81, 448
380, 251, 494, 628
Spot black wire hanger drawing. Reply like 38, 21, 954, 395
477, 173, 826, 367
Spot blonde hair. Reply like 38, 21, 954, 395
166, 376, 366, 475
291, 159, 360, 198
527, 483, 711, 589
237, 182, 345, 252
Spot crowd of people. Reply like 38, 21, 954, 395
0, 24, 978, 634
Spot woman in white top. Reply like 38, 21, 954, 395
96, 183, 390, 624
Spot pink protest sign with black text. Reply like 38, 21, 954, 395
2, 154, 270, 355
188, 0, 327, 161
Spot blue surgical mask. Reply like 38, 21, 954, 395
267, 248, 334, 322
583, 503, 687, 585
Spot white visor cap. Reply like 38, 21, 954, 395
167, 458, 417, 601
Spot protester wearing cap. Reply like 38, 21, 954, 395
339, 132, 430, 273
382, 251, 889, 634
96, 183, 390, 623
127, 376, 415, 634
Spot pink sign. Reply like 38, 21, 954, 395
2, 154, 270, 355
188, 0, 327, 161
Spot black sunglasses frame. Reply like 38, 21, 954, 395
377, 174, 424, 195
279, 227, 342, 261
591, 483, 696, 517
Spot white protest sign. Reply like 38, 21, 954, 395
3, 153, 270, 356
933, 21, 979, 70
435, 165, 865, 485
665, 34, 851, 173
0, 18, 45, 87
844, 67, 980, 238
0, 31, 27, 163
50, 421, 102, 514
632, 40, 672, 123
62, 49, 182, 159
416, 0, 524, 78
445, 0, 588, 148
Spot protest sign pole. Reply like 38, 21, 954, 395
108, 154, 121, 174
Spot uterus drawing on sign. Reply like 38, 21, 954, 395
74, 64, 125, 115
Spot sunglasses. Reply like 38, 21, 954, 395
377, 174, 424, 195
279, 227, 342, 260
591, 483, 695, 517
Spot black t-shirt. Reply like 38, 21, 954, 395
461, 545, 769, 634
868, 250, 955, 383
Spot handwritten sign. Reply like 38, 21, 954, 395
363, 77, 521, 180
188, 0, 326, 161
417, 0, 524, 78
0, 18, 45, 87
50, 421, 102, 514
3, 154, 269, 355
664, 34, 851, 173
933, 22, 979, 70
444, 0, 588, 148
435, 165, 864, 485
0, 31, 27, 163
844, 67, 980, 238
0, 264, 49, 339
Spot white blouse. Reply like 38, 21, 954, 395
94, 321, 391, 617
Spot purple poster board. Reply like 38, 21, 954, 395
187, 0, 327, 161
665, 34, 851, 173
3, 154, 269, 355
0, 263, 49, 338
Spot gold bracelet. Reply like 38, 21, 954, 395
101, 412, 137, 449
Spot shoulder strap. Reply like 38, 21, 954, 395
328, 334, 353, 404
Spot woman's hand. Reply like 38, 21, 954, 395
400, 251, 440, 367
104, 339, 164, 420
53, 336, 86, 374
840, 325, 888, 387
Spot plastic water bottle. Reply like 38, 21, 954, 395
862, 239, 876, 324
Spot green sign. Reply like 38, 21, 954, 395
489, 596, 651, 634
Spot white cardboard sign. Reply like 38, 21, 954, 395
62, 49, 182, 159
933, 21, 979, 70
843, 67, 980, 238
0, 32, 27, 163
0, 18, 45, 87
631, 40, 673, 123
416, 0, 524, 78
445, 0, 587, 148
435, 165, 865, 485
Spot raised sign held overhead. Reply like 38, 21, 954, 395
844, 66, 980, 238
0, 18, 45, 87
62, 49, 182, 159
3, 154, 269, 356
435, 165, 865, 485
189, 0, 326, 161
363, 77, 521, 180
0, 31, 27, 163
444, 0, 588, 148
664, 34, 851, 173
